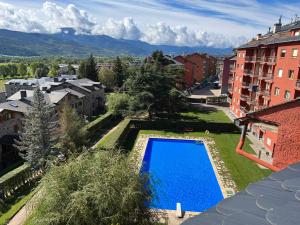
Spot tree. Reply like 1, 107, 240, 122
17, 63, 27, 77
113, 57, 124, 87
98, 67, 116, 88
35, 66, 49, 78
107, 93, 130, 117
15, 88, 57, 170
67, 63, 76, 75
49, 64, 59, 77
28, 150, 158, 225
86, 54, 98, 81
78, 61, 86, 78
58, 102, 88, 159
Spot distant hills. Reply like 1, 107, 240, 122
0, 29, 233, 57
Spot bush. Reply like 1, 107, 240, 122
28, 151, 158, 225
107, 93, 130, 117
83, 112, 113, 135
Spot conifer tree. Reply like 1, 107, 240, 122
15, 88, 57, 170
113, 56, 124, 87
85, 54, 98, 81
58, 102, 87, 159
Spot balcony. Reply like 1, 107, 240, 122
259, 72, 274, 82
227, 96, 232, 104
242, 82, 250, 88
228, 77, 234, 84
261, 89, 271, 98
244, 69, 255, 76
261, 56, 277, 64
245, 56, 256, 62
228, 86, 233, 93
296, 80, 300, 90
240, 94, 250, 101
248, 84, 259, 92
240, 105, 249, 113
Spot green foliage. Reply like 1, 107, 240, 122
0, 64, 18, 78
28, 151, 157, 225
84, 112, 113, 134
67, 63, 76, 75
49, 63, 59, 77
98, 67, 116, 88
107, 93, 130, 117
17, 63, 27, 76
15, 88, 57, 170
30, 63, 48, 76
113, 57, 124, 87
58, 103, 88, 159
97, 119, 131, 149
78, 55, 98, 81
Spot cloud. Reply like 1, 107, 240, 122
0, 1, 248, 48
92, 17, 141, 40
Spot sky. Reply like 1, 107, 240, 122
1, 0, 300, 48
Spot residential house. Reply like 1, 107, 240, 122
217, 56, 236, 95
235, 98, 300, 171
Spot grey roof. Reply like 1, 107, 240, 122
56, 88, 85, 99
0, 100, 30, 113
238, 20, 300, 49
181, 161, 300, 225
7, 90, 69, 105
67, 79, 104, 93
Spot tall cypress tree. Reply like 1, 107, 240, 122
85, 54, 98, 81
113, 56, 124, 87
15, 88, 57, 170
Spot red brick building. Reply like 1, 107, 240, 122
229, 19, 300, 118
217, 55, 236, 94
236, 98, 300, 171
174, 53, 217, 88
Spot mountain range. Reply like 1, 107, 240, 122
0, 29, 233, 57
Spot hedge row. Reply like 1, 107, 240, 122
97, 118, 239, 150
0, 164, 40, 200
84, 113, 113, 135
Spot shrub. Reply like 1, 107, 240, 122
28, 151, 158, 225
84, 112, 113, 135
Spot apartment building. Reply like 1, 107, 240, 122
217, 56, 236, 95
229, 18, 300, 118
174, 53, 217, 88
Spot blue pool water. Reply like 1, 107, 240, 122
141, 138, 224, 212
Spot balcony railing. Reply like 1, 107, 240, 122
242, 82, 250, 88
244, 69, 254, 76
228, 87, 233, 93
245, 56, 255, 62
261, 56, 277, 64
227, 96, 232, 104
240, 106, 249, 113
296, 80, 300, 90
240, 94, 250, 101
228, 77, 234, 83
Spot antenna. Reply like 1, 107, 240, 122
279, 15, 282, 24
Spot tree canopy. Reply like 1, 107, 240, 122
27, 150, 157, 225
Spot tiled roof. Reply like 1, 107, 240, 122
238, 21, 300, 49
181, 161, 300, 225
0, 100, 30, 113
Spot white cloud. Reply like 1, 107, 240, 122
92, 17, 141, 40
0, 1, 248, 48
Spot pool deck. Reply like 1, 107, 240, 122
132, 134, 237, 225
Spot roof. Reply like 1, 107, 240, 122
238, 21, 300, 49
182, 161, 300, 225
56, 88, 85, 99
67, 79, 104, 93
0, 100, 30, 113
7, 90, 70, 105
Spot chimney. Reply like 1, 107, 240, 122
42, 86, 47, 91
256, 34, 262, 40
273, 16, 282, 33
20, 90, 27, 99
54, 77, 59, 82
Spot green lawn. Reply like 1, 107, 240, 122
0, 80, 6, 91
179, 107, 232, 123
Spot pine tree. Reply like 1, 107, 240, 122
85, 54, 98, 81
58, 102, 88, 159
113, 56, 124, 87
15, 88, 57, 170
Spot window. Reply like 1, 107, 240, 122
274, 87, 280, 96
267, 138, 272, 146
288, 70, 294, 79
278, 69, 283, 77
292, 49, 298, 57
284, 90, 291, 100
280, 49, 286, 57
295, 31, 300, 36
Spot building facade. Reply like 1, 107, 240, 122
236, 99, 300, 170
217, 56, 236, 95
174, 53, 217, 88
229, 19, 300, 118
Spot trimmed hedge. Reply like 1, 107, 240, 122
0, 164, 40, 200
97, 119, 131, 149
97, 118, 239, 150
84, 113, 113, 135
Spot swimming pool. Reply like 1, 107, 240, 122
141, 138, 224, 212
